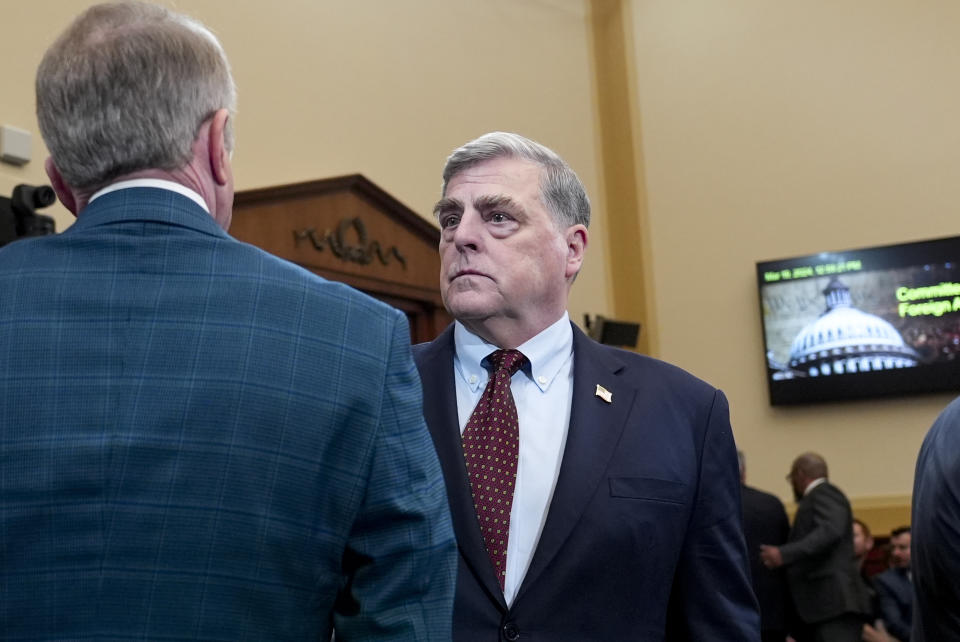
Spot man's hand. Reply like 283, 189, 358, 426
862, 622, 900, 642
759, 544, 783, 569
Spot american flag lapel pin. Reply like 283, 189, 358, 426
595, 384, 612, 404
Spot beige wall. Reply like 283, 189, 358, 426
622, 0, 960, 516
0, 0, 612, 325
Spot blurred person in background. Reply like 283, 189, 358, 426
912, 398, 960, 641
761, 453, 865, 642
872, 527, 912, 642
740, 450, 792, 642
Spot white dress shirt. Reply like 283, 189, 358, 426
89, 178, 209, 213
453, 313, 574, 606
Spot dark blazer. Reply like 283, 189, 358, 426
912, 396, 960, 642
0, 187, 456, 640
874, 568, 912, 641
414, 323, 760, 641
779, 481, 862, 626
741, 484, 791, 635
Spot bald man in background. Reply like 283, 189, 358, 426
760, 453, 865, 642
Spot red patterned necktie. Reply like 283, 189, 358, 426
462, 349, 527, 591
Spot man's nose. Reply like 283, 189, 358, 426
452, 210, 482, 252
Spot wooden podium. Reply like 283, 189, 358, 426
231, 175, 451, 343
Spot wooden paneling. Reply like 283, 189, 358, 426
231, 175, 451, 342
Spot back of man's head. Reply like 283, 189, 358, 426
36, 1, 236, 194
441, 131, 591, 230
792, 452, 828, 481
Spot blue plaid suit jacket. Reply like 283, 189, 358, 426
0, 187, 456, 640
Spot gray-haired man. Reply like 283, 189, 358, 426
0, 3, 455, 638
413, 131, 759, 640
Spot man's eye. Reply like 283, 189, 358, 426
440, 214, 460, 229
490, 212, 509, 223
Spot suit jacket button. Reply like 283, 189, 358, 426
502, 622, 520, 641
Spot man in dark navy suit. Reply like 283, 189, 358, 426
873, 526, 913, 641
739, 450, 791, 642
912, 399, 960, 641
413, 131, 759, 640
0, 3, 455, 638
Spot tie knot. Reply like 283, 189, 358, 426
487, 349, 527, 376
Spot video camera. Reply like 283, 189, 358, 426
0, 184, 56, 247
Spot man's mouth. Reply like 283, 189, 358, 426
451, 269, 490, 281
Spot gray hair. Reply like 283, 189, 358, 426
441, 132, 590, 229
36, 2, 237, 192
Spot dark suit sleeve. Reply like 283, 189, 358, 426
779, 486, 846, 565
874, 574, 911, 641
332, 312, 457, 640
777, 501, 790, 543
668, 390, 761, 640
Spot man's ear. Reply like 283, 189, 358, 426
44, 157, 78, 216
207, 108, 231, 186
564, 224, 588, 280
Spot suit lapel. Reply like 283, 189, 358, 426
515, 325, 637, 603
416, 327, 508, 609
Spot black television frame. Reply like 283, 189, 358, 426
756, 234, 960, 405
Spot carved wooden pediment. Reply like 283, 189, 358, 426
230, 174, 449, 340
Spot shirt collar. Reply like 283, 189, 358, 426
803, 477, 828, 496
454, 313, 573, 393
89, 178, 210, 213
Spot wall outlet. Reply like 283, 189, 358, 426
0, 125, 32, 166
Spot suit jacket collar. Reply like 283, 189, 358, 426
90, 178, 210, 213
797, 479, 832, 508
892, 567, 911, 582
417, 324, 509, 608
419, 323, 639, 610
68, 186, 227, 239
514, 325, 636, 604
802, 477, 828, 496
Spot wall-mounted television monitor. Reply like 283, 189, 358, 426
757, 234, 960, 405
